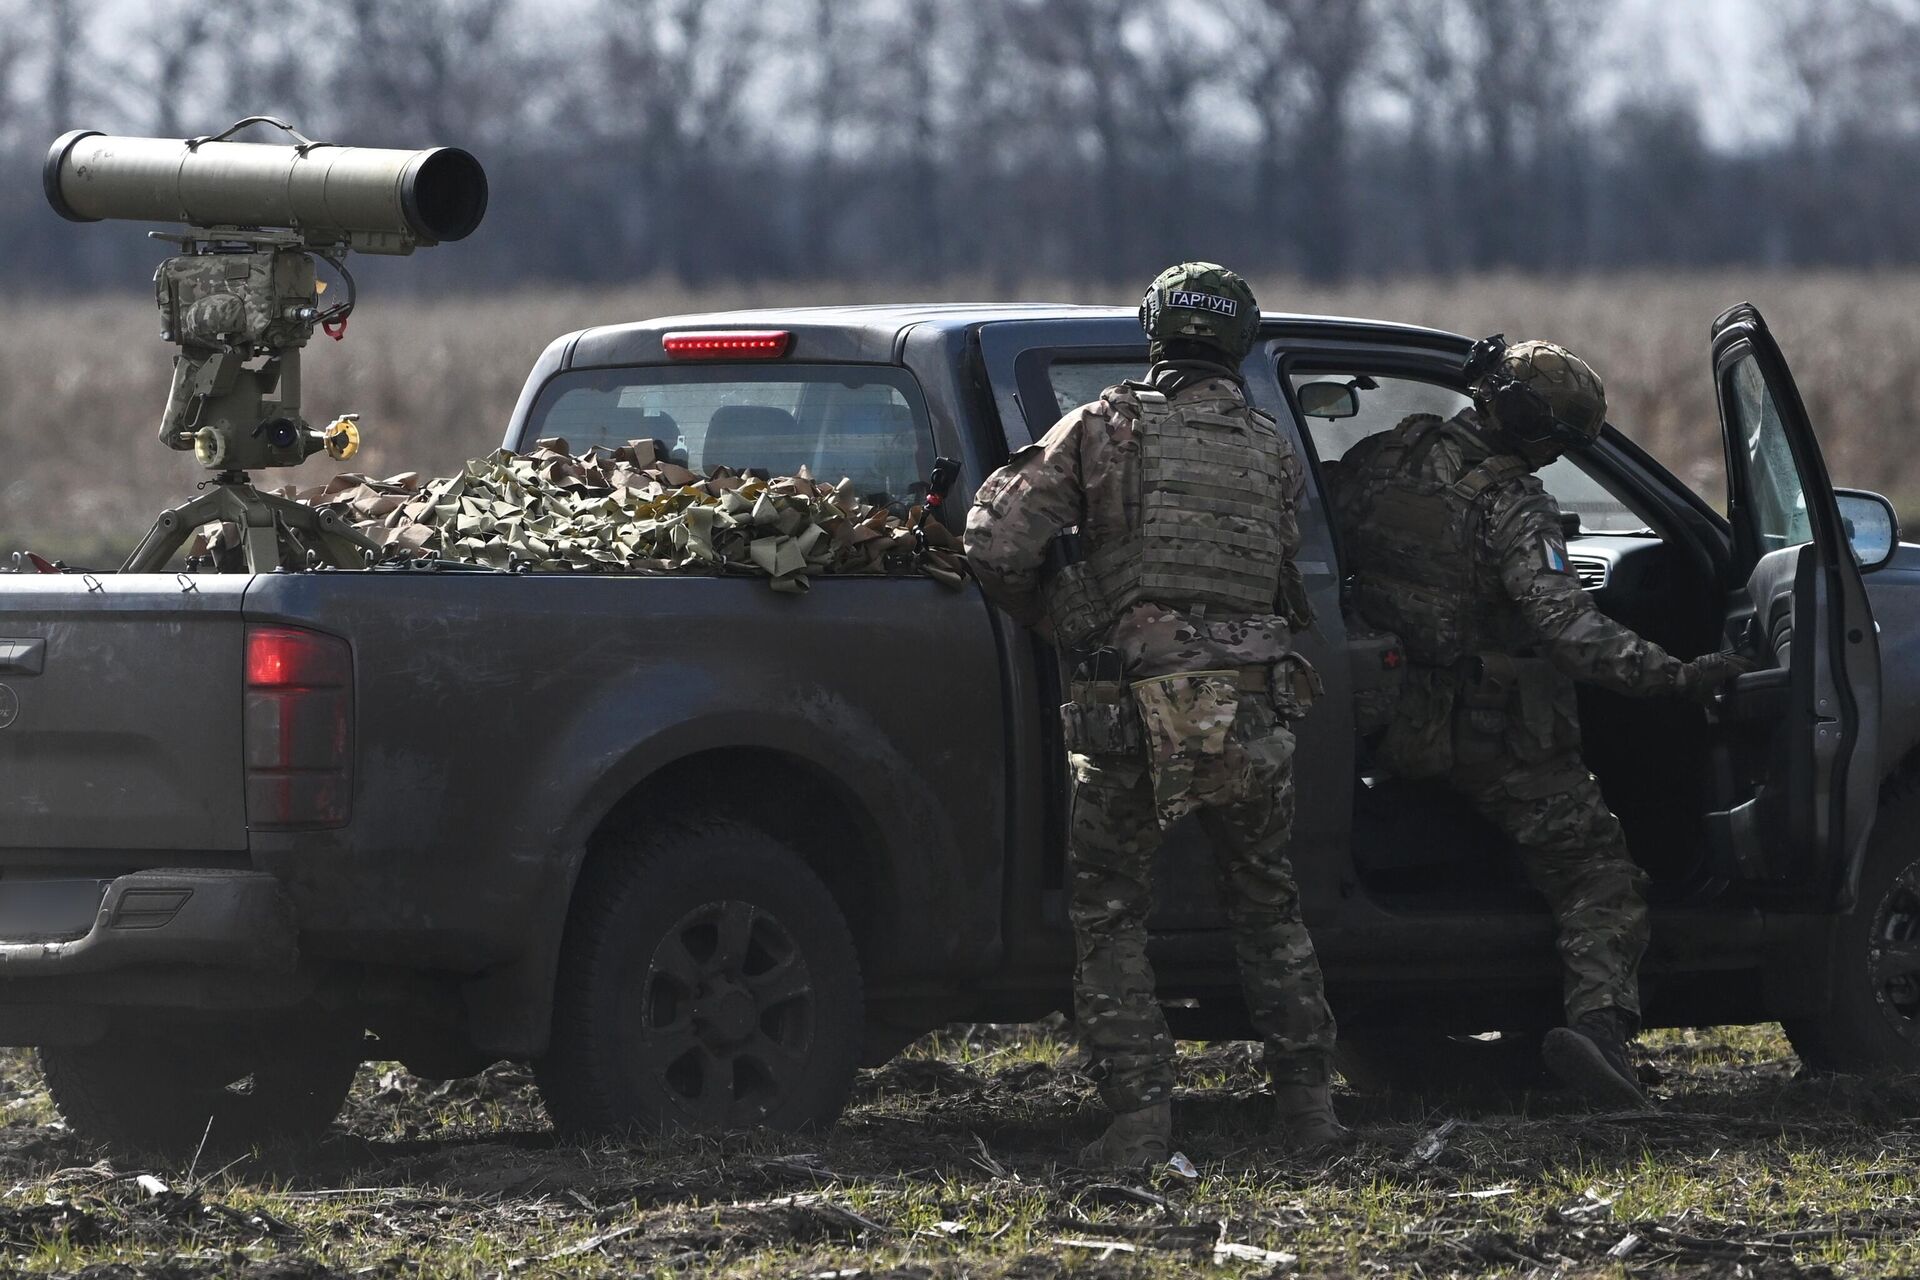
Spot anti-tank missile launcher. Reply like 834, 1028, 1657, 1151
43, 117, 488, 571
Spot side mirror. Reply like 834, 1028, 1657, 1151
1835, 488, 1900, 571
1296, 380, 1360, 419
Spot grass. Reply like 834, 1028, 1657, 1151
7, 271, 1920, 564
0, 1023, 1916, 1277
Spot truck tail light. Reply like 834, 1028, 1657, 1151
244, 625, 353, 830
662, 330, 791, 359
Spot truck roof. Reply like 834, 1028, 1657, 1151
559, 303, 1469, 369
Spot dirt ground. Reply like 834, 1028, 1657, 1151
0, 1024, 1915, 1278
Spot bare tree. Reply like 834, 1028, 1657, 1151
1377, 0, 1466, 271
39, 0, 90, 130
589, 0, 765, 280
1406, 0, 1608, 270
0, 1, 32, 144
1222, 0, 1371, 280
13, 0, 1920, 288
202, 0, 329, 135
335, 0, 524, 143
1003, 0, 1209, 281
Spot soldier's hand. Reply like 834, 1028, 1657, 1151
1677, 651, 1762, 703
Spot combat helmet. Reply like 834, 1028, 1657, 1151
1462, 335, 1607, 458
1139, 262, 1261, 362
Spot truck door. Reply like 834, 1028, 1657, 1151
1706, 303, 1881, 909
0, 574, 250, 855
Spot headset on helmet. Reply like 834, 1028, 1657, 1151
1462, 333, 1604, 453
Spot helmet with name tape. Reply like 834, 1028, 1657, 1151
1138, 261, 1261, 362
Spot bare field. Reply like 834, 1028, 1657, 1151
5, 272, 1919, 566
0, 1025, 1916, 1278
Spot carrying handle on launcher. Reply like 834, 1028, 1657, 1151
186, 116, 333, 155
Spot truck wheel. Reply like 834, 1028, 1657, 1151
1785, 777, 1920, 1072
38, 1032, 358, 1155
536, 821, 863, 1135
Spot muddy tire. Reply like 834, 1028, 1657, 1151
38, 1032, 358, 1155
1785, 776, 1920, 1072
536, 821, 863, 1135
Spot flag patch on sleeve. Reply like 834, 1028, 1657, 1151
1540, 534, 1570, 574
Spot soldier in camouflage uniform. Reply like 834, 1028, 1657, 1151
1325, 336, 1754, 1108
966, 263, 1345, 1167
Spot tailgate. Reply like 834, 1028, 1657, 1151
0, 574, 249, 853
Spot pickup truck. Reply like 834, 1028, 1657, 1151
2, 301, 1914, 1150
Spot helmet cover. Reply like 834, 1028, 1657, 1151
1139, 261, 1261, 361
1467, 336, 1606, 455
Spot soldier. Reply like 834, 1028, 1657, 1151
1326, 335, 1754, 1108
965, 263, 1345, 1167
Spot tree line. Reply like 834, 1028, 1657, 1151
2, 0, 1913, 291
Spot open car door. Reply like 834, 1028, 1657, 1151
1707, 303, 1881, 910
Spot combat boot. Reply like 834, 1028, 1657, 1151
1273, 1081, 1353, 1154
1076, 1102, 1172, 1169
1543, 1009, 1652, 1110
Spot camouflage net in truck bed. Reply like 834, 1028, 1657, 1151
195, 437, 969, 593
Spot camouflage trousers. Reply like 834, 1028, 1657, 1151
1068, 695, 1337, 1114
1450, 748, 1650, 1024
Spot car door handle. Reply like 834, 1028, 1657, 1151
0, 639, 46, 676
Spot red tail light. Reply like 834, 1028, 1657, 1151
662, 330, 792, 359
244, 625, 353, 830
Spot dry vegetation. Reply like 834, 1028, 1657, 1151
0, 1024, 1916, 1278
7, 272, 1920, 565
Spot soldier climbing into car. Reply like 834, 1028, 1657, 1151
1324, 336, 1757, 1108
965, 263, 1347, 1167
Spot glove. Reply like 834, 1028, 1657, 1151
1676, 651, 1762, 703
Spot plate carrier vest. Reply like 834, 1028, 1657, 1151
1084, 384, 1292, 619
1343, 415, 1533, 666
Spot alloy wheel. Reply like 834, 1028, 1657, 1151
632, 899, 816, 1128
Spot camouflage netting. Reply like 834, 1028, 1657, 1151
189, 437, 968, 592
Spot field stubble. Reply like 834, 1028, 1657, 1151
0, 1024, 1915, 1277
6, 272, 1920, 563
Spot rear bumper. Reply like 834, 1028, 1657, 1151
0, 869, 297, 977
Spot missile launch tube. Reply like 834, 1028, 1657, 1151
45, 129, 488, 248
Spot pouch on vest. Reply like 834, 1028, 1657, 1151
1346, 620, 1406, 737
1376, 667, 1454, 779
1443, 651, 1507, 772
1044, 558, 1114, 652
1268, 652, 1323, 721
1130, 671, 1241, 828
1277, 560, 1315, 633
1505, 659, 1577, 763
1061, 679, 1144, 756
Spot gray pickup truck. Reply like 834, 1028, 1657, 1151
2, 301, 1914, 1150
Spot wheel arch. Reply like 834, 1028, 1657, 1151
462, 731, 904, 1061
587, 748, 893, 969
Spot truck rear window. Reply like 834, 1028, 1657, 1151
525, 364, 933, 507
1048, 361, 1140, 416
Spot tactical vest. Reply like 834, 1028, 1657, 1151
1342, 416, 1533, 666
1085, 385, 1292, 619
